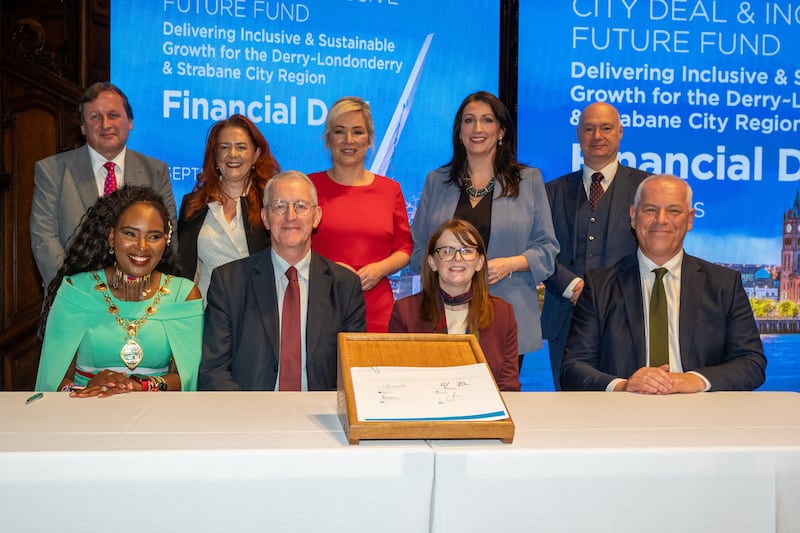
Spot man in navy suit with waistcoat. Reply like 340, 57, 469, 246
541, 102, 649, 389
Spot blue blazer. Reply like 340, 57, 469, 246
31, 144, 174, 287
199, 248, 366, 391
411, 166, 559, 353
561, 253, 767, 391
541, 165, 649, 340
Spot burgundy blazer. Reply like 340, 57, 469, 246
389, 293, 520, 391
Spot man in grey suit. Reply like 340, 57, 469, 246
561, 175, 766, 393
542, 102, 649, 389
30, 82, 176, 288
199, 171, 366, 391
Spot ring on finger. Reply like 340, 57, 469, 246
100, 385, 109, 393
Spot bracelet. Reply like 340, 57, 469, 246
131, 374, 167, 392
152, 375, 168, 392
130, 375, 152, 392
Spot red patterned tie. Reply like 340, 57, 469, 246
103, 162, 118, 196
589, 172, 604, 210
279, 266, 301, 391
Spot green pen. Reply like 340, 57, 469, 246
25, 392, 43, 405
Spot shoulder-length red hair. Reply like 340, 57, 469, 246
183, 114, 280, 227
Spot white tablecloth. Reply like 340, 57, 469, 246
0, 392, 433, 533
2, 391, 799, 533
430, 392, 800, 533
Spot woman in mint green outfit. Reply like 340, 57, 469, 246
36, 186, 203, 395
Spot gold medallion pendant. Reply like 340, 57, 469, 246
92, 270, 173, 373
120, 338, 145, 370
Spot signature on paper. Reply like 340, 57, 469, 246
434, 380, 471, 403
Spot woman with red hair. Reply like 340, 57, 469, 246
178, 114, 280, 298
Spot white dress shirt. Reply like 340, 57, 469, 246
581, 160, 619, 198
87, 145, 126, 196
196, 202, 249, 299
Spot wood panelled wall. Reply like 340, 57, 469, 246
0, 1, 109, 390
0, 1, 518, 391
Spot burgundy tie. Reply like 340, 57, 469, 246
103, 162, 118, 196
589, 172, 604, 210
279, 266, 301, 391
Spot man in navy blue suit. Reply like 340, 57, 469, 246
561, 174, 766, 393
542, 102, 649, 389
199, 171, 366, 391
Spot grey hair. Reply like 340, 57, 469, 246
633, 174, 692, 208
263, 170, 318, 206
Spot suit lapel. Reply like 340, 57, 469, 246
123, 151, 145, 186
563, 172, 583, 259
305, 254, 332, 365
74, 146, 100, 210
619, 257, 647, 366
252, 251, 280, 359
678, 255, 703, 367
607, 166, 636, 239
242, 196, 269, 253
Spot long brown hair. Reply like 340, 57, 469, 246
444, 91, 524, 198
183, 114, 280, 227
421, 219, 493, 332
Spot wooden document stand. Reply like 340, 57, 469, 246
337, 332, 515, 444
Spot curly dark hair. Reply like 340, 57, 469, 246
38, 185, 178, 337
444, 91, 524, 198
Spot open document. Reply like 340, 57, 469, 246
350, 363, 509, 422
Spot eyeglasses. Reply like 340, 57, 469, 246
433, 246, 479, 261
267, 200, 315, 217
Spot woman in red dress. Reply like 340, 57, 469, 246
308, 97, 412, 332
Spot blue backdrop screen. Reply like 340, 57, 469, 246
519, 1, 800, 265
111, 0, 499, 211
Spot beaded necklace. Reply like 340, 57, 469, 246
110, 263, 152, 300
92, 271, 172, 370
464, 176, 495, 198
